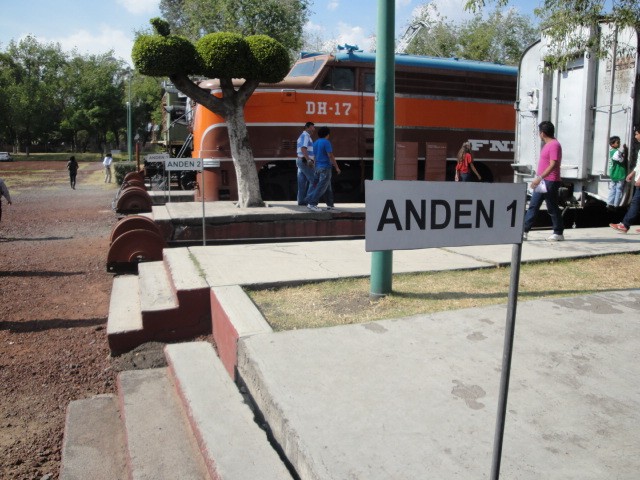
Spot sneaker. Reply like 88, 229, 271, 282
609, 223, 628, 233
307, 204, 322, 212
522, 231, 528, 241
546, 234, 564, 242
325, 206, 335, 211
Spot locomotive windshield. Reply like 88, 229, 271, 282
288, 58, 325, 78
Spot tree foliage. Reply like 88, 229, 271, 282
465, 0, 640, 68
405, 4, 538, 66
159, 0, 310, 55
0, 37, 159, 154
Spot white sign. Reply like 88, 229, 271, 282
146, 153, 171, 162
164, 158, 203, 171
365, 180, 526, 251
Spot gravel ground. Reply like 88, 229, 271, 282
0, 160, 122, 479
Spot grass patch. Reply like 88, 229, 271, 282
247, 253, 640, 331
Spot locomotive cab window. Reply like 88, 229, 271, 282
288, 58, 324, 78
364, 72, 375, 92
321, 67, 355, 91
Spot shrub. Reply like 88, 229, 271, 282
114, 161, 139, 185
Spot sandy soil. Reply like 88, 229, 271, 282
0, 160, 121, 479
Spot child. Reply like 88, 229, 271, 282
607, 135, 626, 209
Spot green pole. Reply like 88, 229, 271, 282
370, 0, 395, 297
127, 75, 133, 162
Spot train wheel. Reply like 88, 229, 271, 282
122, 178, 146, 189
106, 229, 166, 273
109, 215, 162, 245
115, 187, 152, 214
123, 170, 145, 183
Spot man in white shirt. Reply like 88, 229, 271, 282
296, 122, 315, 205
103, 153, 113, 183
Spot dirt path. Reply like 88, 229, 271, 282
1, 160, 118, 479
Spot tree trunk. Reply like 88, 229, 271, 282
169, 74, 265, 208
226, 107, 264, 207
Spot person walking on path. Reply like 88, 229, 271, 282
305, 126, 340, 212
296, 122, 315, 205
606, 135, 626, 210
610, 127, 640, 233
454, 142, 481, 182
103, 153, 113, 183
0, 177, 12, 224
67, 156, 79, 189
523, 121, 565, 242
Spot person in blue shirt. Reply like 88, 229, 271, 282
304, 126, 341, 211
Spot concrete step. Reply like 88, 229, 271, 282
118, 368, 210, 480
165, 342, 293, 479
60, 394, 128, 480
107, 249, 211, 354
138, 261, 178, 313
107, 275, 146, 352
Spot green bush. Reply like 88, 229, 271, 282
132, 34, 200, 76
246, 35, 290, 83
196, 33, 250, 79
114, 161, 139, 185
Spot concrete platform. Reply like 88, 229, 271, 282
181, 226, 640, 478
151, 201, 366, 243
238, 289, 640, 479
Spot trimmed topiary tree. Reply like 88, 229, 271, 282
132, 19, 291, 207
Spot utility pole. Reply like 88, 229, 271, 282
370, 0, 395, 297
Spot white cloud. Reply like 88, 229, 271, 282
334, 22, 375, 51
42, 25, 135, 64
116, 0, 159, 15
328, 1, 339, 11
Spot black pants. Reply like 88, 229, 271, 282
70, 173, 77, 188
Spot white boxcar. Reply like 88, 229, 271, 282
513, 22, 639, 207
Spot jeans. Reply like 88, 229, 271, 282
305, 167, 332, 206
296, 158, 315, 205
104, 166, 112, 183
622, 187, 640, 229
607, 180, 624, 206
524, 180, 564, 235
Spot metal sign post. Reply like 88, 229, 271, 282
490, 242, 522, 480
162, 158, 204, 244
145, 153, 170, 197
200, 159, 219, 246
365, 180, 527, 479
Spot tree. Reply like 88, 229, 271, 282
159, 0, 310, 54
405, 4, 537, 66
465, 0, 640, 68
3, 37, 67, 154
132, 19, 290, 207
60, 53, 128, 152
130, 75, 164, 146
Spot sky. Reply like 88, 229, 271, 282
0, 0, 539, 65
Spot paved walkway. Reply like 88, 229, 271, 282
184, 226, 640, 479
189, 226, 640, 287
